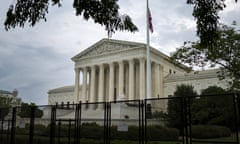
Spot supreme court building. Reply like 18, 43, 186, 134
48, 39, 229, 108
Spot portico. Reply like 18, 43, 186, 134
74, 59, 163, 102
71, 39, 187, 108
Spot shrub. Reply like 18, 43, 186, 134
147, 125, 179, 141
191, 125, 231, 139
4, 123, 179, 143
80, 123, 104, 139
111, 125, 179, 141
110, 125, 139, 140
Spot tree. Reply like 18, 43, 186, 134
186, 0, 238, 47
4, 0, 138, 35
4, 0, 238, 48
171, 24, 240, 91
167, 84, 197, 129
18, 102, 43, 118
191, 86, 234, 129
0, 95, 11, 119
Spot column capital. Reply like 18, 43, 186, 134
128, 59, 134, 63
139, 57, 145, 63
108, 62, 115, 67
99, 63, 105, 68
74, 68, 80, 72
118, 61, 124, 67
90, 65, 96, 70
118, 60, 125, 64
82, 67, 88, 73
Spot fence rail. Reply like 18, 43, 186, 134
0, 93, 240, 144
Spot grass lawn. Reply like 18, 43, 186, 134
192, 136, 238, 142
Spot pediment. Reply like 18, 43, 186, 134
72, 39, 143, 61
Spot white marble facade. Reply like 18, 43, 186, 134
48, 39, 228, 106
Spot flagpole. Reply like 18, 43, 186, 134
146, 0, 151, 101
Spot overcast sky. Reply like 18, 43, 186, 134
0, 0, 239, 105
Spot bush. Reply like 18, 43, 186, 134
111, 125, 179, 141
3, 123, 179, 143
15, 124, 48, 136
110, 125, 139, 140
191, 125, 231, 139
147, 125, 179, 141
80, 124, 104, 139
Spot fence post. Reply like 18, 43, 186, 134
29, 106, 35, 144
68, 120, 71, 144
187, 97, 192, 144
180, 97, 185, 144
0, 118, 3, 143
10, 107, 16, 144
233, 94, 239, 144
108, 102, 111, 144
144, 100, 147, 144
184, 97, 189, 144
57, 120, 62, 144
74, 104, 78, 144
78, 102, 82, 144
7, 120, 10, 144
138, 100, 141, 144
50, 106, 56, 144
103, 102, 106, 144
74, 101, 81, 144
103, 102, 111, 144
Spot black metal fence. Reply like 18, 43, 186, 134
0, 93, 240, 144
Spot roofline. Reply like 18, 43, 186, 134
164, 69, 220, 82
71, 38, 190, 71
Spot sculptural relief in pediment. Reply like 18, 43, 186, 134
82, 43, 138, 58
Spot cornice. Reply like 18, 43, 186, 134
72, 38, 190, 71
164, 69, 220, 83
75, 47, 146, 68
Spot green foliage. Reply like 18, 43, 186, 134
186, 0, 226, 47
172, 24, 240, 91
110, 125, 139, 140
152, 111, 168, 119
0, 95, 11, 119
18, 102, 43, 118
11, 123, 179, 143
3, 0, 239, 51
201, 86, 226, 95
147, 125, 179, 141
80, 123, 104, 139
16, 124, 48, 136
4, 0, 138, 34
0, 108, 9, 119
191, 86, 235, 129
167, 84, 197, 129
0, 95, 11, 107
191, 125, 231, 139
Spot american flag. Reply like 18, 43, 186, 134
148, 8, 153, 33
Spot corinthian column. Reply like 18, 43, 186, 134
109, 62, 114, 101
74, 68, 80, 103
90, 66, 96, 109
155, 63, 160, 98
82, 67, 87, 103
139, 58, 145, 100
159, 65, 164, 97
98, 64, 105, 102
118, 61, 124, 99
128, 59, 134, 100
